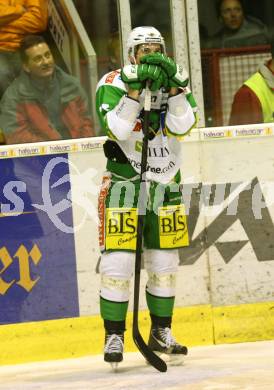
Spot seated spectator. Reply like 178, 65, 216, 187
0, 0, 48, 98
0, 35, 95, 145
229, 39, 274, 125
205, 0, 269, 49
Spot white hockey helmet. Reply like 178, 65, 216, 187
126, 26, 166, 59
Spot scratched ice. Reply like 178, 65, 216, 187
1, 341, 274, 390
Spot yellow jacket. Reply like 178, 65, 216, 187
0, 0, 48, 51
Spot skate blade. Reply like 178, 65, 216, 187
154, 351, 185, 366
110, 362, 119, 372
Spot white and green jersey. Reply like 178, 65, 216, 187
96, 69, 197, 184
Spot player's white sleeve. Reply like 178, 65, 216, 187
106, 95, 141, 141
165, 93, 196, 136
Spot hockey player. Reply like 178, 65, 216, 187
96, 26, 197, 366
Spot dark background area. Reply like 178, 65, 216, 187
198, 0, 274, 38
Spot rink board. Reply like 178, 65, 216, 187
0, 123, 274, 364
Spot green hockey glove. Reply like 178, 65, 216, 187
141, 53, 175, 77
121, 64, 168, 91
148, 67, 169, 91
168, 64, 189, 88
120, 65, 143, 90
141, 53, 189, 88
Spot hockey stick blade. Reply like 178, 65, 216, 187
133, 328, 167, 372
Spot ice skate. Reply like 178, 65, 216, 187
148, 326, 187, 365
104, 333, 124, 371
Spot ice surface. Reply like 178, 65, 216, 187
0, 340, 274, 389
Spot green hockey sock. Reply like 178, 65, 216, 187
146, 290, 175, 317
100, 296, 128, 321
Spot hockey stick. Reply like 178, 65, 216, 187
132, 81, 167, 373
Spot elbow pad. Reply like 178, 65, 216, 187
167, 92, 191, 117
166, 93, 195, 135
